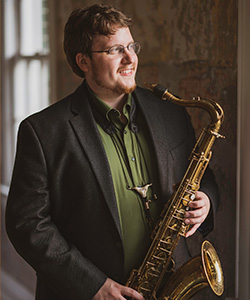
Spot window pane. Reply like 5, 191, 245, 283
28, 60, 42, 112
28, 60, 49, 113
13, 59, 49, 138
20, 0, 49, 55
41, 61, 49, 108
14, 60, 28, 121
4, 0, 17, 58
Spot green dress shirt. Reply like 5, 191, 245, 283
88, 86, 162, 278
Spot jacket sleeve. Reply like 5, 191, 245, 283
5, 119, 107, 300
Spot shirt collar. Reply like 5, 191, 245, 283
86, 82, 131, 118
86, 81, 138, 134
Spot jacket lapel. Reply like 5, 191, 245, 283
69, 83, 122, 237
133, 87, 173, 201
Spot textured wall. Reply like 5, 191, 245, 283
41, 1, 238, 299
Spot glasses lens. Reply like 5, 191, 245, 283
107, 42, 141, 56
108, 45, 124, 55
128, 42, 141, 54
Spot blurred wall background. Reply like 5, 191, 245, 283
1, 1, 248, 300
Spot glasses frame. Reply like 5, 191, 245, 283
91, 41, 141, 56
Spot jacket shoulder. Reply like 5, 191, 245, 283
134, 85, 186, 114
22, 83, 85, 126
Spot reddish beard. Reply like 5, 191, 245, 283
117, 65, 137, 94
88, 61, 137, 96
124, 83, 137, 94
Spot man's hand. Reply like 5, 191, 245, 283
184, 191, 211, 238
92, 278, 145, 300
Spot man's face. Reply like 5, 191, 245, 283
82, 27, 138, 99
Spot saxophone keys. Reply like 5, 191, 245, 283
182, 191, 196, 207
190, 193, 196, 201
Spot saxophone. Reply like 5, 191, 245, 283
126, 83, 224, 300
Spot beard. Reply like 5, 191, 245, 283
90, 61, 137, 96
123, 83, 137, 94
93, 76, 137, 97
93, 77, 136, 96
95, 78, 137, 95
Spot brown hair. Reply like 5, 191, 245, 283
64, 4, 132, 78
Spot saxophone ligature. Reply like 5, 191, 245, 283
126, 83, 224, 300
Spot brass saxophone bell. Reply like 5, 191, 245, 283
158, 240, 224, 300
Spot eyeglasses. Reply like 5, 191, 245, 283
91, 41, 141, 56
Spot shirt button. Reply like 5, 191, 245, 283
131, 157, 135, 162
124, 130, 127, 134
112, 110, 119, 116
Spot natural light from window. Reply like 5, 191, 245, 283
20, 0, 49, 56
10, 0, 50, 138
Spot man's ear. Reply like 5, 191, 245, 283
76, 53, 89, 73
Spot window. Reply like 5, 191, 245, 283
14, 0, 50, 135
1, 1, 51, 298
2, 0, 50, 185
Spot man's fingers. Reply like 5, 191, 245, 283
185, 207, 203, 218
188, 199, 205, 209
92, 278, 145, 300
185, 223, 200, 238
121, 286, 144, 300
92, 278, 143, 300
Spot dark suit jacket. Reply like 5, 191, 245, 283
6, 82, 219, 300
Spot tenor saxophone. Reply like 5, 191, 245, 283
126, 83, 224, 300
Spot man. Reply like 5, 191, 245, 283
6, 4, 219, 300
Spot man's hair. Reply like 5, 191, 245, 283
64, 4, 132, 78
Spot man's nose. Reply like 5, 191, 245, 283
121, 48, 136, 64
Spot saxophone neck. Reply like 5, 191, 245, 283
144, 83, 224, 135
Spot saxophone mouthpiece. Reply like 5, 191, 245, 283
144, 82, 168, 99
144, 82, 157, 92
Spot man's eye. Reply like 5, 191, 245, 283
109, 46, 123, 55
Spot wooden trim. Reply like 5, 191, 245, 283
236, 0, 250, 299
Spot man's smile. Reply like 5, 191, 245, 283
118, 66, 135, 76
